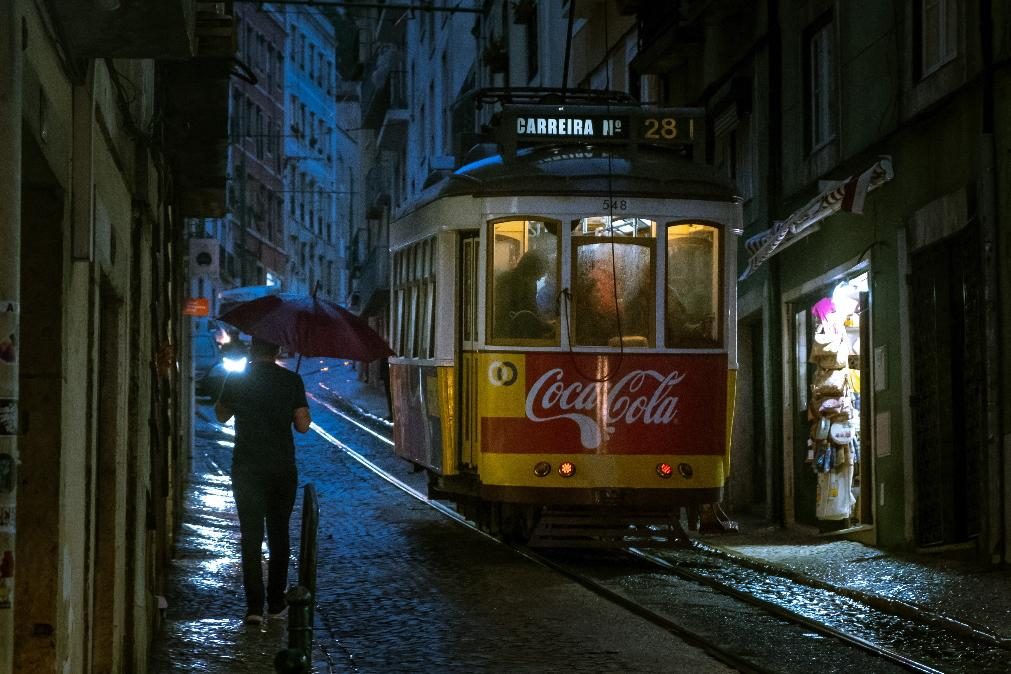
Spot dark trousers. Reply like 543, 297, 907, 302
232, 468, 297, 614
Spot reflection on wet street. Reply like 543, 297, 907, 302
148, 413, 301, 673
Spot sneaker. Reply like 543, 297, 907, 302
244, 613, 263, 625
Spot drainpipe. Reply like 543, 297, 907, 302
978, 0, 1006, 565
0, 2, 22, 672
766, 0, 786, 525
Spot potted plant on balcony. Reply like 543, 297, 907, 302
482, 36, 508, 74
512, 0, 536, 24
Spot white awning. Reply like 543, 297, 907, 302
740, 156, 894, 280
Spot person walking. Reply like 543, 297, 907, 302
214, 337, 312, 624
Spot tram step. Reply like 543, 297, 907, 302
527, 510, 691, 549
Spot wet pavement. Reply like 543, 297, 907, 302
312, 362, 1011, 660
150, 359, 1011, 672
149, 360, 731, 673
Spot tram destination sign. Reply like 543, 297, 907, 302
496, 105, 702, 153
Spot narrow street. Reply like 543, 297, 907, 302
150, 361, 731, 673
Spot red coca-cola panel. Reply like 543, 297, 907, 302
482, 353, 728, 455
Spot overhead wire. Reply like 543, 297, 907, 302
560, 0, 624, 384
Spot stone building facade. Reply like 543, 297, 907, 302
0, 1, 233, 671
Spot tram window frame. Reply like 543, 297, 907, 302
487, 217, 561, 347
569, 216, 657, 348
664, 221, 723, 349
392, 237, 438, 359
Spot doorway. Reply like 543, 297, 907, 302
730, 319, 768, 517
458, 232, 480, 469
14, 134, 65, 672
790, 270, 872, 531
908, 223, 984, 547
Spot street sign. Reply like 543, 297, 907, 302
183, 298, 210, 316
495, 104, 704, 156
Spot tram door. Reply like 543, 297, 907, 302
459, 232, 480, 469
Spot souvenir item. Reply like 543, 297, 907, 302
829, 419, 854, 444
812, 417, 831, 440
812, 368, 849, 397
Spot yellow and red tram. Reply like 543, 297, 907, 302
387, 95, 742, 544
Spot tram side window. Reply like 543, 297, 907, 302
571, 217, 655, 347
489, 219, 559, 344
392, 238, 437, 358
666, 223, 720, 348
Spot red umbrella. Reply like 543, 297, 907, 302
217, 293, 393, 363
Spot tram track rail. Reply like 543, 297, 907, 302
307, 390, 1006, 673
623, 547, 940, 673
307, 397, 767, 674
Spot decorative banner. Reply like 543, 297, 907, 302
0, 301, 16, 398
0, 400, 15, 436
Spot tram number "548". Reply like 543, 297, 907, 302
602, 199, 629, 211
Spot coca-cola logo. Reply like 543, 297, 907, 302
525, 368, 686, 449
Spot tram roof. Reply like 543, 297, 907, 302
434, 144, 740, 203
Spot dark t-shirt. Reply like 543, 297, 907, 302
220, 361, 308, 475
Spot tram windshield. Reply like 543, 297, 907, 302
489, 219, 560, 344
571, 217, 656, 347
666, 223, 720, 348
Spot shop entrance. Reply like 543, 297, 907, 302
790, 271, 872, 531
908, 223, 983, 548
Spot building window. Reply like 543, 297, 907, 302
267, 44, 274, 88
255, 108, 264, 158
916, 0, 957, 78
230, 90, 241, 137
712, 103, 753, 202
804, 13, 836, 153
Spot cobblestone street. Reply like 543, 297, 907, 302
149, 362, 1011, 673
149, 364, 729, 673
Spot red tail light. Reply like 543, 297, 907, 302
656, 463, 674, 479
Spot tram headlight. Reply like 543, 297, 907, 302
533, 462, 551, 478
558, 461, 576, 478
677, 463, 694, 479
656, 463, 674, 479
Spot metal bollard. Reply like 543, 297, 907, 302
273, 645, 308, 674
274, 585, 313, 673
275, 484, 319, 672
